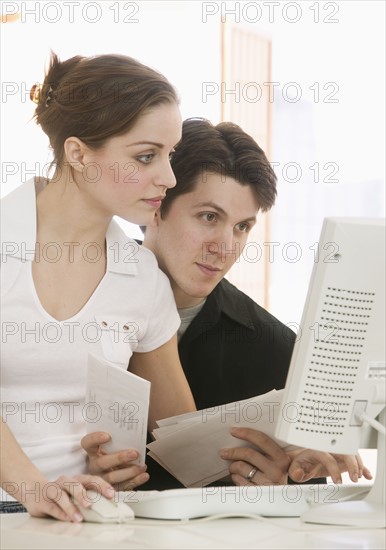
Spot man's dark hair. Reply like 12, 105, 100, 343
160, 117, 277, 218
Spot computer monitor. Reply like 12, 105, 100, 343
275, 217, 385, 528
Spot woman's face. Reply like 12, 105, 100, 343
77, 102, 182, 225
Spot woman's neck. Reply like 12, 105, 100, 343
34, 171, 111, 249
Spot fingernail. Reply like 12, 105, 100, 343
219, 449, 229, 459
352, 473, 358, 482
73, 512, 83, 522
127, 451, 137, 459
106, 487, 115, 497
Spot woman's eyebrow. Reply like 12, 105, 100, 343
126, 141, 164, 148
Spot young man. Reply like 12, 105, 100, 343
83, 119, 370, 489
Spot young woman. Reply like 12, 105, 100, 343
0, 52, 195, 521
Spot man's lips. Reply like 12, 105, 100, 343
196, 263, 222, 277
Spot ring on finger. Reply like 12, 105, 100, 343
246, 467, 258, 482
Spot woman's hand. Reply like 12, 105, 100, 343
1, 418, 115, 521
22, 474, 116, 521
81, 432, 149, 491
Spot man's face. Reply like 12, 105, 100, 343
149, 172, 259, 308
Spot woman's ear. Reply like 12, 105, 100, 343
63, 137, 88, 174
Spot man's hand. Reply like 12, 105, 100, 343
81, 432, 149, 491
219, 427, 291, 485
288, 449, 373, 484
220, 427, 373, 486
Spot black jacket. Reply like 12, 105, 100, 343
144, 278, 298, 490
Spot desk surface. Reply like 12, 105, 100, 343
1, 513, 385, 550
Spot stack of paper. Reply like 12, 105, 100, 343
147, 389, 294, 487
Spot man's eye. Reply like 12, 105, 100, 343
237, 222, 250, 232
202, 213, 217, 222
137, 154, 154, 164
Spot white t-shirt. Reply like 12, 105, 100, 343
0, 178, 180, 490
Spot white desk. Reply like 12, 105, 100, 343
1, 513, 385, 550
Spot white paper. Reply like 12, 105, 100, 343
147, 389, 297, 487
86, 353, 150, 464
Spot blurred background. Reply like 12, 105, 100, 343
1, 0, 384, 477
1, 0, 384, 323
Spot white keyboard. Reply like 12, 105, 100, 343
118, 484, 370, 520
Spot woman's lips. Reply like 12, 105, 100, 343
143, 197, 164, 208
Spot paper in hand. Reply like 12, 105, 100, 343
86, 353, 150, 465
147, 389, 296, 487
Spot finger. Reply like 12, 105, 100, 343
37, 501, 75, 522
354, 455, 372, 480
220, 441, 290, 476
228, 459, 287, 485
114, 471, 150, 492
223, 428, 289, 464
362, 466, 373, 480
353, 453, 373, 480
354, 453, 370, 479
74, 475, 115, 500
88, 449, 139, 475
355, 453, 364, 477
45, 480, 84, 522
102, 464, 147, 487
230, 472, 251, 487
81, 432, 111, 456
288, 450, 341, 483
340, 454, 360, 482
25, 494, 75, 522
229, 428, 286, 459
230, 472, 277, 487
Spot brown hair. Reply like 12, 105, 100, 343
33, 51, 179, 167
161, 118, 277, 216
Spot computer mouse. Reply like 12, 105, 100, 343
73, 490, 135, 523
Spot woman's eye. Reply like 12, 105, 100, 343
137, 153, 154, 164
168, 150, 175, 161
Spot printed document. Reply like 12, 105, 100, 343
86, 353, 150, 465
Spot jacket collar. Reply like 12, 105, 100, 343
0, 178, 137, 275
202, 278, 255, 330
179, 278, 255, 346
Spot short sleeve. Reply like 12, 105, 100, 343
135, 267, 180, 353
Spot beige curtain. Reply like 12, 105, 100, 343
221, 22, 273, 309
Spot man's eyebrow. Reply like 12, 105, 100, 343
194, 202, 227, 215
